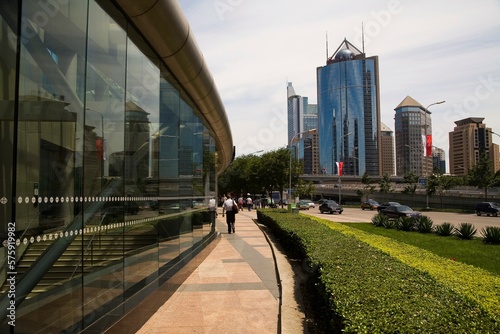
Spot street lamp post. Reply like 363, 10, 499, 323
289, 129, 315, 204
423, 100, 445, 209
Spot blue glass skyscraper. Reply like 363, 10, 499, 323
317, 39, 381, 176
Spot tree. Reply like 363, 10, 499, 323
358, 172, 375, 201
465, 153, 499, 201
402, 172, 419, 206
426, 171, 462, 208
259, 148, 292, 205
295, 179, 315, 199
378, 173, 393, 194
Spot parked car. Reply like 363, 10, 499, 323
360, 199, 379, 210
319, 200, 343, 214
380, 205, 421, 219
377, 201, 401, 213
300, 199, 315, 208
296, 201, 311, 210
475, 202, 500, 217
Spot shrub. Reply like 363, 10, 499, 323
481, 226, 500, 244
257, 210, 500, 333
435, 222, 454, 236
454, 223, 477, 240
416, 216, 434, 233
382, 217, 397, 229
396, 216, 415, 231
371, 213, 387, 227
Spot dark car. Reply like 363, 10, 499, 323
475, 202, 500, 217
380, 205, 421, 219
361, 199, 379, 210
317, 198, 328, 207
377, 201, 401, 212
319, 200, 343, 214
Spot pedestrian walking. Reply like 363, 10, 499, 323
246, 196, 253, 211
208, 196, 217, 227
222, 192, 238, 233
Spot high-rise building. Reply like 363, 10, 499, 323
317, 39, 381, 176
432, 146, 446, 174
380, 122, 395, 176
449, 117, 500, 175
287, 82, 306, 145
394, 96, 433, 176
287, 82, 318, 172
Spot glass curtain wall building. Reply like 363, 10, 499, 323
0, 0, 232, 332
317, 39, 381, 176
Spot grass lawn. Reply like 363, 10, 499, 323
343, 223, 500, 276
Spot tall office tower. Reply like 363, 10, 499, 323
287, 82, 305, 145
432, 146, 446, 174
287, 82, 317, 166
394, 96, 433, 176
317, 39, 381, 176
380, 122, 395, 176
303, 103, 319, 174
449, 117, 500, 176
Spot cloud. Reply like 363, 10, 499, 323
179, 0, 500, 168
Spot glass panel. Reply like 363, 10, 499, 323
158, 76, 181, 276
0, 1, 18, 331
13, 0, 89, 332
123, 33, 160, 296
81, 1, 127, 329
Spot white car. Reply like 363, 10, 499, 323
300, 199, 315, 208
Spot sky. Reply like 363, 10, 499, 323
178, 0, 500, 167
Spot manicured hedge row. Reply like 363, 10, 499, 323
257, 209, 499, 333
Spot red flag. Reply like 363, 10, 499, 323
426, 134, 432, 156
336, 161, 344, 176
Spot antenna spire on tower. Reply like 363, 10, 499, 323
362, 22, 365, 54
326, 31, 329, 63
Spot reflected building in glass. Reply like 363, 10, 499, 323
317, 39, 381, 176
0, 1, 232, 332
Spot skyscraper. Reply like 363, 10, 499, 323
394, 96, 433, 176
449, 117, 500, 175
287, 82, 317, 166
432, 146, 446, 174
380, 122, 395, 176
317, 39, 381, 176
287, 82, 306, 145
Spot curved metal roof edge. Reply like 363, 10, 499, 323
115, 0, 233, 172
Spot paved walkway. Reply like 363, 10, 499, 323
107, 208, 305, 333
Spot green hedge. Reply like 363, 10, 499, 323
257, 209, 499, 333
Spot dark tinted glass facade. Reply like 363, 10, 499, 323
0, 1, 221, 332
317, 56, 380, 176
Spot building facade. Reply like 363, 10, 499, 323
287, 82, 319, 173
0, 1, 232, 332
380, 122, 396, 176
287, 82, 306, 146
432, 146, 446, 174
394, 96, 433, 176
449, 117, 499, 175
317, 39, 381, 176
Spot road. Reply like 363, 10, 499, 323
301, 207, 500, 233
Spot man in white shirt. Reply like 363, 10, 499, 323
246, 196, 253, 211
222, 192, 237, 234
208, 197, 217, 226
